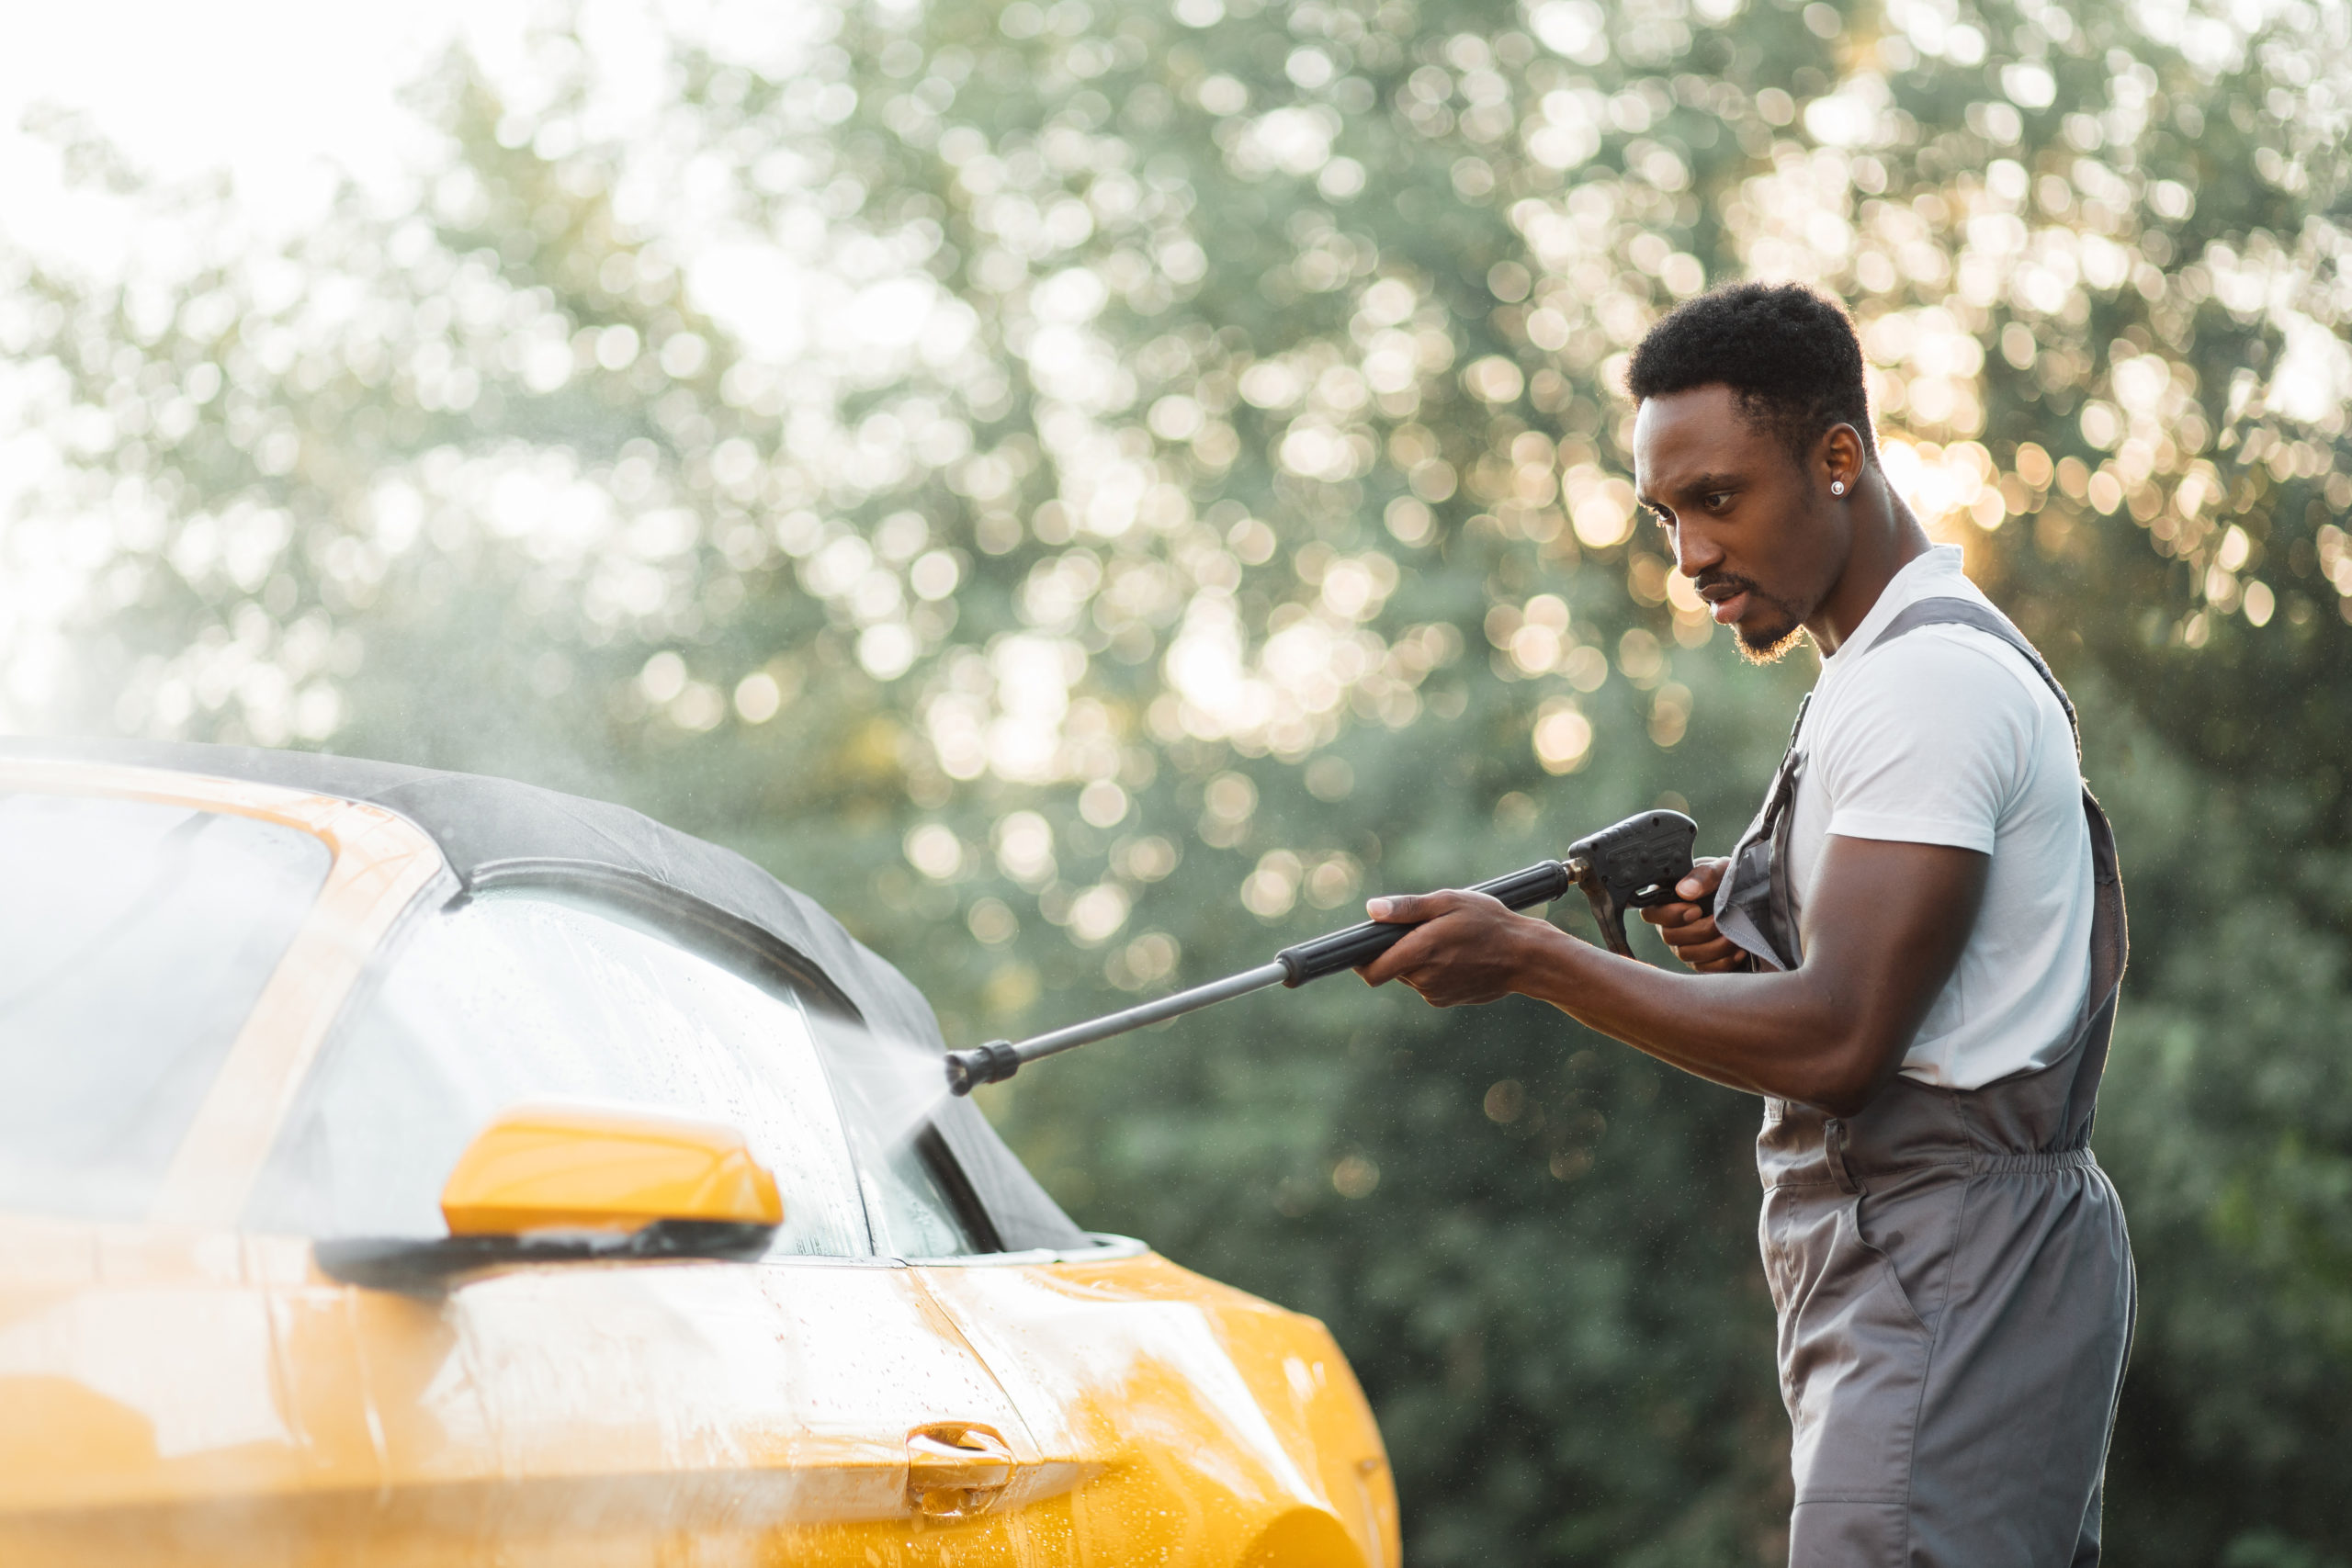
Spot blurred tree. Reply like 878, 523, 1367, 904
1, 0, 2346, 1561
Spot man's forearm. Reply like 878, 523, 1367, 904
1500, 919, 1889, 1111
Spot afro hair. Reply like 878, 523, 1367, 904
1625, 281, 1877, 466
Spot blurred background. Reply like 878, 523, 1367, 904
3, 0, 2346, 1560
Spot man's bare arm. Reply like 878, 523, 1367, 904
1355, 835, 1988, 1115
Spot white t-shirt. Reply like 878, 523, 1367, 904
1782, 546, 2093, 1089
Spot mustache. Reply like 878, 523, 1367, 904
1692, 571, 1763, 600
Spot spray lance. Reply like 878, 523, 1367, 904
945, 807, 1697, 1096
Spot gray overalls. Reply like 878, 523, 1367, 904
1713, 598, 2134, 1566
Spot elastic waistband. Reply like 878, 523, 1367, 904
1965, 1147, 2101, 1176
1762, 1143, 2101, 1189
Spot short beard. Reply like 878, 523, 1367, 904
1734, 617, 1813, 665
1699, 573, 1817, 665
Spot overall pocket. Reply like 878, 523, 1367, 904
1851, 1168, 1966, 1339
1772, 1186, 1937, 1507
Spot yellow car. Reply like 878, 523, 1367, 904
0, 742, 1396, 1565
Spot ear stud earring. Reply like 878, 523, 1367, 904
1831, 480, 1846, 495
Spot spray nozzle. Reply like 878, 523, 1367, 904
944, 1040, 1022, 1097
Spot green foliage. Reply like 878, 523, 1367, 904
2, 0, 2347, 1561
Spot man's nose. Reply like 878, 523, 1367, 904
1669, 524, 1724, 578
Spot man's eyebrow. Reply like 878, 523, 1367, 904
1638, 470, 1747, 510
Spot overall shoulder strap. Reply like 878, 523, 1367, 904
1870, 596, 2080, 761
1781, 690, 1813, 761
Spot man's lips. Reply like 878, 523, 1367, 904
1697, 581, 1751, 623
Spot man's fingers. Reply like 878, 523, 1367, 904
1672, 936, 1742, 968
1671, 855, 1731, 902
1355, 919, 1436, 986
1366, 891, 1437, 923
1657, 914, 1724, 948
1374, 949, 1482, 1009
1366, 887, 1501, 924
1640, 899, 1702, 929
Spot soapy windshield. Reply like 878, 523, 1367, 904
0, 792, 330, 1220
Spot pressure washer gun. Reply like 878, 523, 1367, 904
945, 808, 1696, 1096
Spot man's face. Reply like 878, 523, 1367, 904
1631, 385, 1848, 663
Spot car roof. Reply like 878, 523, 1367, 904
0, 734, 1088, 1253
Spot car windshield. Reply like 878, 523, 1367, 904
0, 792, 332, 1220
248, 888, 899, 1255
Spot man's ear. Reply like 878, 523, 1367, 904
1819, 423, 1867, 492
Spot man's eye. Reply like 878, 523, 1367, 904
1704, 491, 1733, 510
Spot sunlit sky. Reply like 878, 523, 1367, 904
0, 4, 458, 255
0, 1, 836, 732
0, 2, 771, 272
0, 0, 831, 367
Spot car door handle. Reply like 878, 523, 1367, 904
906, 1423, 1019, 1518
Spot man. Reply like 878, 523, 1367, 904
1360, 281, 2132, 1565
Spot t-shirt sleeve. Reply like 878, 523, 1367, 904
1810, 632, 2039, 855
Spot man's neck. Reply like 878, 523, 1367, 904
1805, 472, 1934, 658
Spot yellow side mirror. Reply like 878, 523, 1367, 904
440, 1103, 785, 1237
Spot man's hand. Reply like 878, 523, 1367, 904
1639, 856, 1747, 972
1354, 889, 1555, 1008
